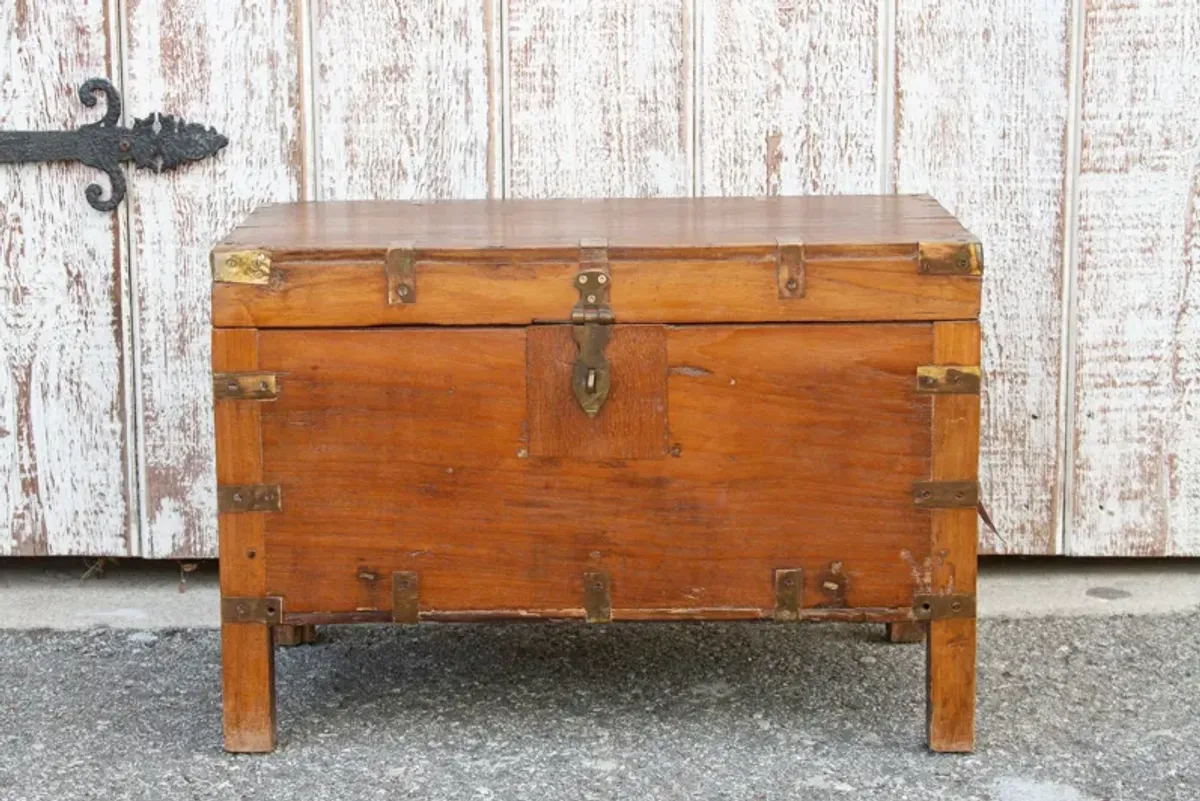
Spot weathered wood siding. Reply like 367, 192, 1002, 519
505, 0, 692, 198
121, 0, 303, 557
0, 0, 132, 556
312, 0, 499, 200
697, 0, 881, 196
1069, 0, 1200, 555
895, 1, 1073, 554
3, 1, 1199, 556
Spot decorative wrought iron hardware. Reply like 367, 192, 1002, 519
571, 240, 614, 417
0, 78, 228, 211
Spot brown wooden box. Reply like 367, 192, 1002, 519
212, 196, 982, 753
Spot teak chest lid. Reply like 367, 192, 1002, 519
212, 195, 981, 328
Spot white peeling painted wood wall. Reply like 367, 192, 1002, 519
1, 0, 1197, 557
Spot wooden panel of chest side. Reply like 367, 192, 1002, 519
219, 322, 942, 621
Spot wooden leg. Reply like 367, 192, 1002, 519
222, 622, 276, 753
885, 621, 925, 643
273, 624, 318, 647
927, 617, 976, 752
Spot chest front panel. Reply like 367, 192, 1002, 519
244, 322, 933, 617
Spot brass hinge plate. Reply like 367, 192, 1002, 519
917, 365, 981, 394
912, 593, 976, 620
392, 571, 419, 623
572, 240, 614, 417
776, 241, 806, 299
213, 372, 278, 401
221, 596, 284, 625
913, 480, 979, 508
213, 249, 271, 284
583, 571, 612, 623
218, 484, 282, 513
385, 244, 416, 305
918, 242, 983, 276
773, 568, 803, 621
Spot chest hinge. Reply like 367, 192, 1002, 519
571, 240, 613, 417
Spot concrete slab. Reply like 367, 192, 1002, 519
0, 614, 1196, 801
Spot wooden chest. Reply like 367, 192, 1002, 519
211, 196, 982, 753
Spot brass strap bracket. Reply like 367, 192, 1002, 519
571, 240, 613, 417
913, 480, 979, 509
911, 593, 975, 620
213, 372, 278, 401
583, 571, 612, 623
773, 568, 803, 621
385, 243, 416, 305
218, 484, 282, 513
776, 240, 806, 299
221, 596, 284, 625
917, 365, 981, 394
392, 571, 419, 623
213, 249, 271, 284
918, 242, 983, 276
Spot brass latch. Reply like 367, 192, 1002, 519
571, 240, 614, 417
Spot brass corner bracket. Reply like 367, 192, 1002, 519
213, 372, 278, 401
385, 243, 416, 305
775, 240, 806, 299
773, 568, 803, 621
392, 571, 419, 623
911, 593, 975, 620
221, 596, 284, 625
918, 242, 983, 276
213, 250, 271, 284
913, 480, 978, 509
916, 365, 981, 395
217, 484, 282, 513
583, 570, 612, 623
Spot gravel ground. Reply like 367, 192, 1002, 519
1, 615, 1197, 801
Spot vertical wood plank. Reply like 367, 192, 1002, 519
896, 1, 1073, 554
696, 1, 880, 195
1070, 0, 1200, 556
213, 328, 275, 752
312, 0, 499, 201
505, 0, 691, 198
122, 0, 303, 557
927, 321, 980, 752
0, 0, 132, 556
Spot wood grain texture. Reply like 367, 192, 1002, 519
926, 321, 980, 752
697, 0, 880, 195
312, 0, 498, 200
123, 0, 303, 557
505, 0, 691, 198
0, 0, 132, 556
254, 324, 933, 615
1069, 0, 1200, 556
527, 325, 668, 459
895, 0, 1072, 554
211, 196, 982, 328
213, 328, 276, 753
